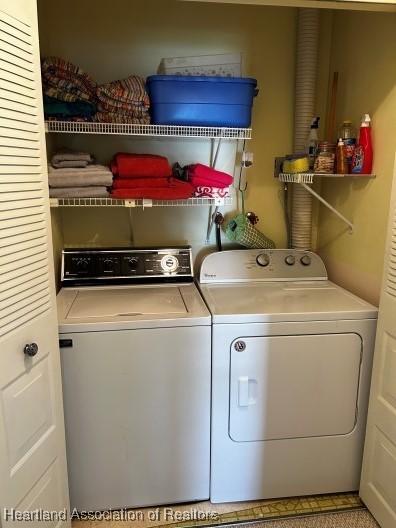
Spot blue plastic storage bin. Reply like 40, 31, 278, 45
146, 75, 258, 128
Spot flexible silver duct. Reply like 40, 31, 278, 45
291, 8, 319, 250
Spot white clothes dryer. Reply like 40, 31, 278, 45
199, 249, 378, 503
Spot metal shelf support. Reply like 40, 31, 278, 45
300, 182, 354, 232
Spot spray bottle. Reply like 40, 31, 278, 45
352, 114, 373, 174
306, 117, 320, 169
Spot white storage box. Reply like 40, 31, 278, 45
158, 53, 242, 77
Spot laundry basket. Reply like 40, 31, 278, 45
225, 214, 275, 249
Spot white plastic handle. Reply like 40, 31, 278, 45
238, 376, 249, 406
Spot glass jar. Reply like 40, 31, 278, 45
314, 142, 336, 173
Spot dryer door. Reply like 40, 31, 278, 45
229, 333, 362, 442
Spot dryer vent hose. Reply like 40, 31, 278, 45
291, 8, 319, 250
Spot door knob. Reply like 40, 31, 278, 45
24, 343, 38, 357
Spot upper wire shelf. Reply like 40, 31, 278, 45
45, 121, 252, 140
49, 197, 233, 208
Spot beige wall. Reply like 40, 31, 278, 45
38, 0, 297, 273
317, 10, 396, 306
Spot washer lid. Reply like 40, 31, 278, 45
199, 280, 378, 323
67, 287, 187, 318
57, 283, 210, 331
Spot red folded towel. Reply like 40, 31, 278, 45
188, 163, 233, 189
112, 177, 168, 189
112, 153, 172, 179
111, 178, 194, 199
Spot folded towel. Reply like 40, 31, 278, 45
48, 165, 113, 188
188, 163, 233, 188
112, 177, 168, 189
52, 149, 93, 165
48, 164, 110, 174
97, 75, 149, 109
111, 179, 193, 200
52, 160, 90, 169
49, 187, 109, 198
112, 153, 172, 178
41, 57, 97, 103
49, 172, 113, 188
194, 186, 231, 198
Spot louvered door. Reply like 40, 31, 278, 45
0, 1, 70, 526
360, 154, 396, 528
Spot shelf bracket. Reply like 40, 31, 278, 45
206, 138, 223, 244
299, 182, 354, 233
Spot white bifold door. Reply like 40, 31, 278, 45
0, 0, 70, 527
360, 155, 396, 527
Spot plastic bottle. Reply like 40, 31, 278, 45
352, 114, 373, 174
336, 138, 348, 174
306, 117, 320, 169
339, 120, 356, 173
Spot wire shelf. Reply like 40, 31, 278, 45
45, 121, 252, 140
278, 172, 376, 183
49, 197, 233, 208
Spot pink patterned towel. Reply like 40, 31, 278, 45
194, 186, 231, 198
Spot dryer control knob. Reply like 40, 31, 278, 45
256, 253, 270, 267
285, 255, 296, 266
161, 255, 179, 273
300, 255, 311, 266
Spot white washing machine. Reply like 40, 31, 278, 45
57, 247, 211, 511
199, 249, 378, 503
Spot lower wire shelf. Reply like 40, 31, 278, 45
49, 197, 233, 208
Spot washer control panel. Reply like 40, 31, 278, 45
62, 247, 193, 285
200, 249, 328, 283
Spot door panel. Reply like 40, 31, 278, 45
360, 156, 396, 527
229, 333, 362, 442
60, 326, 211, 511
0, 1, 70, 526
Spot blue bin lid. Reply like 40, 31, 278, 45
147, 75, 257, 86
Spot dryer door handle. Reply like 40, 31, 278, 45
238, 376, 256, 407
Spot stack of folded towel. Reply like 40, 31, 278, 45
184, 164, 233, 197
111, 153, 194, 199
48, 150, 112, 198
41, 57, 97, 121
95, 76, 150, 124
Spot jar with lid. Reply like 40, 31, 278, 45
314, 142, 336, 173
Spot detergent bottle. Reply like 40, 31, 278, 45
352, 114, 373, 174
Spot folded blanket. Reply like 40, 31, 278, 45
94, 111, 150, 124
43, 95, 96, 120
112, 177, 168, 189
43, 94, 96, 120
97, 75, 149, 109
97, 101, 149, 118
49, 187, 109, 198
111, 179, 193, 200
112, 153, 172, 178
188, 163, 233, 188
194, 186, 231, 198
48, 165, 113, 187
52, 149, 93, 166
41, 57, 97, 103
